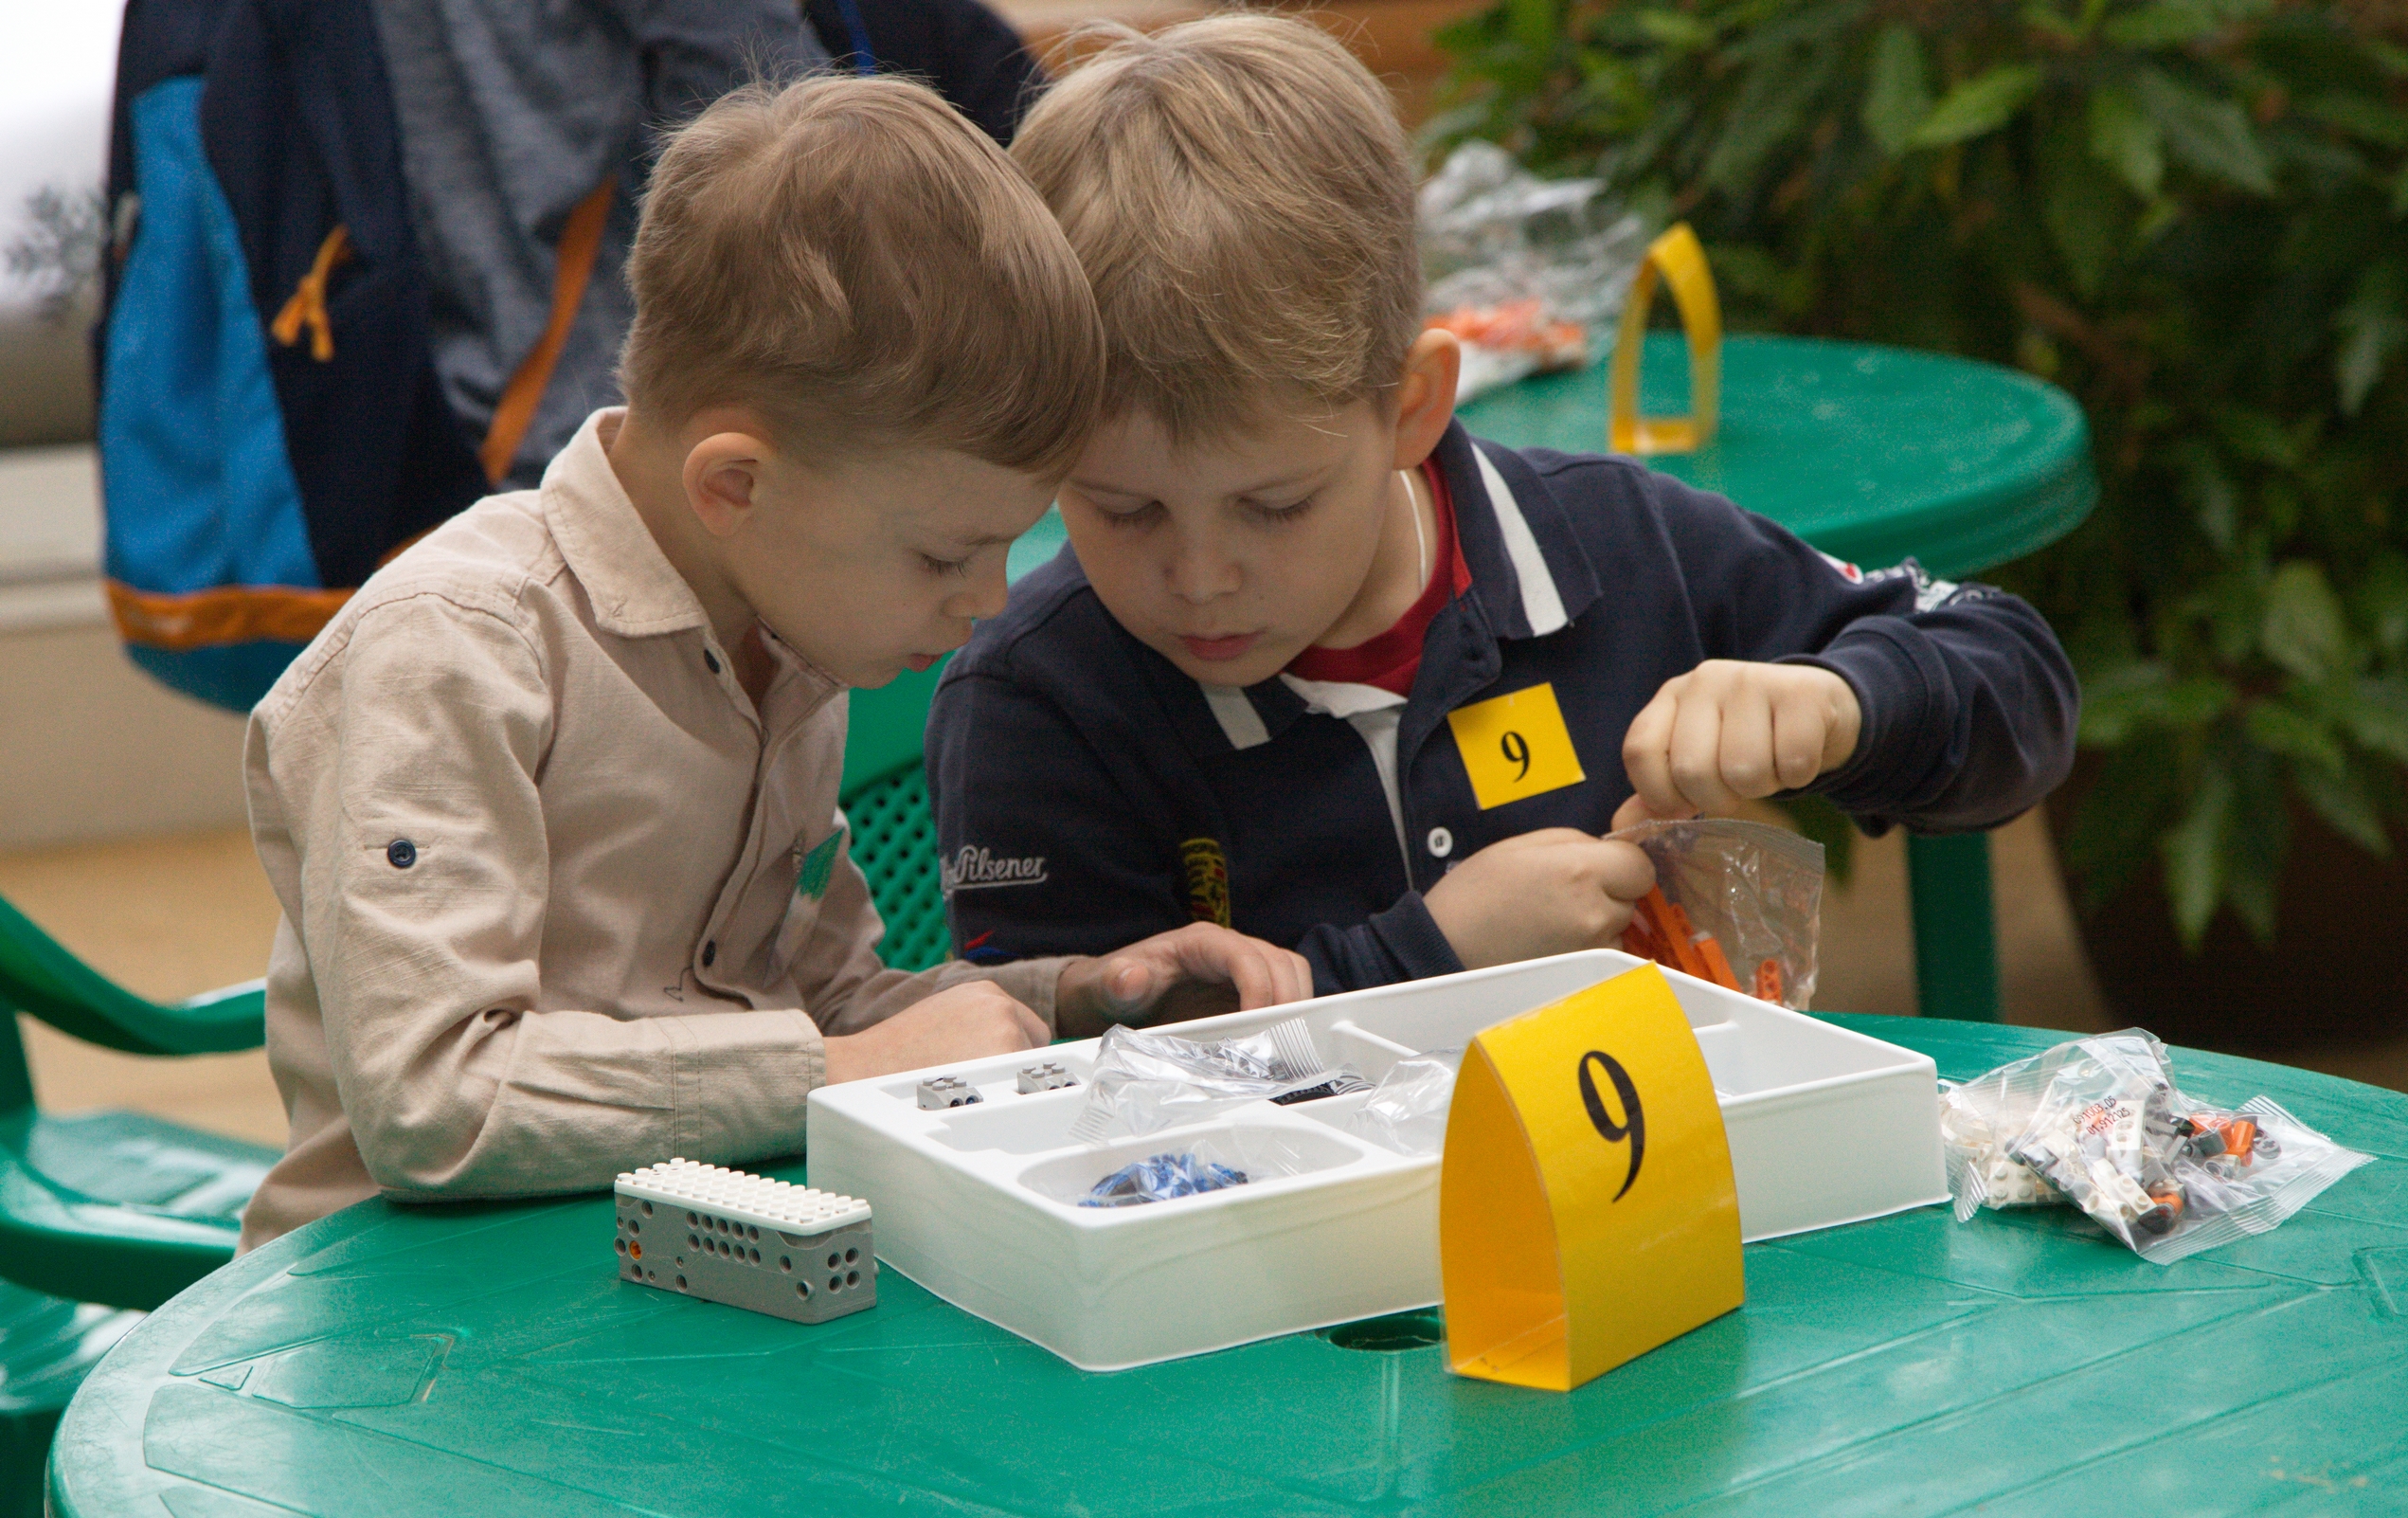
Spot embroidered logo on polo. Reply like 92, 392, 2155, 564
1180, 838, 1231, 927
793, 827, 846, 901
943, 846, 1049, 894
1447, 682, 1588, 809
1822, 551, 1978, 611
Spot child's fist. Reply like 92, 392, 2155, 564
821, 982, 1050, 1085
1617, 660, 1860, 824
1424, 829, 1656, 970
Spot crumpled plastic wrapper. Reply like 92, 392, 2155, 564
1343, 1049, 1463, 1157
1941, 1030, 2372, 1263
1419, 140, 1650, 403
1068, 1018, 1366, 1144
1608, 818, 1824, 1009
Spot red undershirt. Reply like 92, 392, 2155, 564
1285, 460, 1471, 697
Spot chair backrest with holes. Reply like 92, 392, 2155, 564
839, 663, 953, 972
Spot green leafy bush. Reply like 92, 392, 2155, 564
1429, 0, 2408, 945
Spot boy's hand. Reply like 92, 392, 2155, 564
1425, 829, 1656, 970
1054, 923, 1314, 1038
1617, 660, 1860, 825
821, 983, 1050, 1085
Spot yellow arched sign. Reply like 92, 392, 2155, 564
1608, 224, 1722, 456
1439, 962, 1743, 1392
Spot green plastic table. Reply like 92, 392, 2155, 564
1459, 334, 2098, 1023
49, 1018, 2406, 1516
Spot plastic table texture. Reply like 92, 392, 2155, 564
50, 1017, 2407, 1518
1459, 334, 2099, 1024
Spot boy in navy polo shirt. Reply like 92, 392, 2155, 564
927, 16, 2077, 995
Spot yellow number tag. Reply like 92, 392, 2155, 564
1440, 963, 1742, 1392
1447, 684, 1587, 810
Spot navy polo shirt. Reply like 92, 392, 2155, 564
927, 422, 2077, 994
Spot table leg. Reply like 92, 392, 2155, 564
1906, 832, 2001, 1022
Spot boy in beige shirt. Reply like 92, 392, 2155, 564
239, 76, 1310, 1249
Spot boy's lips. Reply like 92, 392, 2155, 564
904, 653, 941, 672
1179, 632, 1261, 662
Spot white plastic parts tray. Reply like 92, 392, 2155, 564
807, 949, 1947, 1371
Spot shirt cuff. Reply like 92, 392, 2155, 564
1780, 624, 1944, 814
1367, 892, 1465, 985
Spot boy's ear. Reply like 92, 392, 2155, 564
1391, 329, 1461, 472
680, 428, 772, 540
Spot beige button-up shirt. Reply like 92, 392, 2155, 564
239, 410, 1060, 1249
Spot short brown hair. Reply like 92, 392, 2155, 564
1012, 15, 1421, 443
622, 75, 1105, 476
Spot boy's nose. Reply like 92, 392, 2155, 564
952, 561, 1011, 622
1162, 536, 1240, 604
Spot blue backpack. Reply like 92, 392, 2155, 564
99, 0, 602, 711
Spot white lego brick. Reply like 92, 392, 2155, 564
615, 1158, 871, 1236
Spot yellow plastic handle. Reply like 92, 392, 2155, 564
1608, 223, 1721, 456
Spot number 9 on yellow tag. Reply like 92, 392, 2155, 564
1447, 683, 1587, 810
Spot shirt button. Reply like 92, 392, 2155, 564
386, 838, 417, 869
703, 648, 722, 676
701, 940, 717, 967
1427, 826, 1453, 858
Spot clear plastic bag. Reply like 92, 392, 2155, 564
1067, 1018, 1367, 1144
1418, 141, 1650, 403
1608, 818, 1824, 1009
1028, 1127, 1338, 1209
1343, 1049, 1463, 1157
1941, 1030, 2374, 1264
1078, 1152, 1249, 1208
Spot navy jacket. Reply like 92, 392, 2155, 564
928, 423, 2077, 994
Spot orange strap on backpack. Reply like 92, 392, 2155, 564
478, 176, 617, 485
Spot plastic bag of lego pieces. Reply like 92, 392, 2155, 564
1079, 1152, 1249, 1208
1028, 1127, 1337, 1209
1418, 140, 1650, 402
1067, 1018, 1370, 1144
1950, 1030, 2374, 1263
1343, 1049, 1464, 1158
1940, 1051, 2064, 1220
1608, 818, 1824, 1009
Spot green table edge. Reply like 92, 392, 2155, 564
48, 1016, 2407, 1518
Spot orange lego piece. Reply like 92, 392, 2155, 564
1753, 959, 1784, 1003
1695, 933, 1742, 992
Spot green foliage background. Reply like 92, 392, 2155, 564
1429, 0, 2408, 946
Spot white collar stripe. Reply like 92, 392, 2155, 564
1203, 683, 1271, 750
1472, 443, 1569, 637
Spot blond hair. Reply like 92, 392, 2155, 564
622, 75, 1105, 477
1012, 14, 1421, 443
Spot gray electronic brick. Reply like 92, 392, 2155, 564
918, 1075, 980, 1110
614, 1159, 874, 1325
1016, 1061, 1077, 1094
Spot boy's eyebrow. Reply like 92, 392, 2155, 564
1070, 464, 1330, 498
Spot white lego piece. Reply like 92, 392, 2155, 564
1016, 1061, 1077, 1094
615, 1158, 870, 1236
918, 1075, 980, 1110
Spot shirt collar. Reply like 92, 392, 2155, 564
543, 409, 716, 641
1183, 424, 1602, 750
1430, 421, 1603, 641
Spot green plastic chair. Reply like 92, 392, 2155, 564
0, 895, 275, 1510
842, 663, 952, 973
0, 895, 275, 1312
